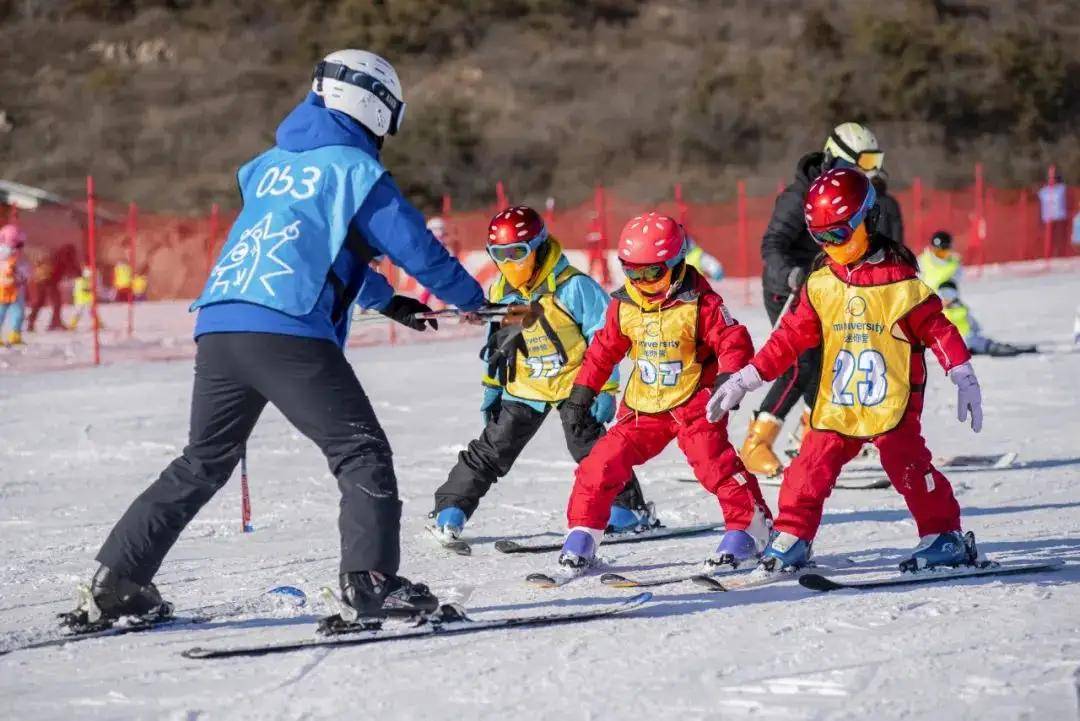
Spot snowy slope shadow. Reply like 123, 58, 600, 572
822, 500, 1080, 527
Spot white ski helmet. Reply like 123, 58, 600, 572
823, 122, 884, 176
312, 49, 406, 137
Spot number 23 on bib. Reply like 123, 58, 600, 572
806, 268, 934, 438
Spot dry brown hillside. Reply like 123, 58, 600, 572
1, 0, 1077, 213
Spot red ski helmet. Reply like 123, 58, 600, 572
617, 213, 688, 267
486, 205, 549, 289
804, 168, 877, 265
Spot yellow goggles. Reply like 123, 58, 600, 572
856, 151, 885, 172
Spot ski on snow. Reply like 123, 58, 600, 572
600, 564, 749, 589
182, 592, 652, 659
0, 585, 307, 656
495, 522, 723, 555
799, 559, 1064, 592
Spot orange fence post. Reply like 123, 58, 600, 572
206, 203, 220, 275
737, 180, 750, 305
86, 176, 101, 366
496, 181, 508, 209
912, 177, 924, 248
126, 201, 137, 338
544, 196, 556, 225
674, 183, 688, 226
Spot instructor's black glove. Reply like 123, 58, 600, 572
380, 295, 437, 331
561, 384, 598, 437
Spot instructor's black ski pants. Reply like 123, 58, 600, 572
97, 332, 400, 584
433, 398, 646, 519
755, 288, 821, 421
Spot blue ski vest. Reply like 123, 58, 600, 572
191, 145, 384, 316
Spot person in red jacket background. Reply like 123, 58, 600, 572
709, 168, 984, 578
542, 213, 773, 582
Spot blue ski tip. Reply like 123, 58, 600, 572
267, 586, 307, 606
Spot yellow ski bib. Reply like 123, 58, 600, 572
807, 267, 934, 438
917, 249, 960, 291
490, 264, 588, 403
619, 299, 702, 413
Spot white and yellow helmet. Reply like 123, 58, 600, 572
312, 49, 405, 137
823, 122, 884, 176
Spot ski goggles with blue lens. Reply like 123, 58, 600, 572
313, 61, 407, 134
622, 263, 668, 282
487, 228, 548, 263
811, 206, 869, 246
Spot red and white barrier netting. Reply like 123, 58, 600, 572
1, 167, 1076, 374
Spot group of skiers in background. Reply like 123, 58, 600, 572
61, 49, 1050, 631
0, 230, 150, 346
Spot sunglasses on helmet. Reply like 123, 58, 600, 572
487, 228, 548, 263
623, 263, 668, 282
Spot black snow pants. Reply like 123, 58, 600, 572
432, 398, 647, 519
755, 288, 821, 421
96, 332, 401, 584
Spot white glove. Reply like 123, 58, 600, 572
706, 365, 764, 422
948, 361, 982, 433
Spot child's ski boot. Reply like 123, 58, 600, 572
899, 531, 979, 573
606, 501, 659, 534
705, 506, 771, 569
758, 531, 813, 573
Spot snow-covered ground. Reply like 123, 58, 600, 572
2, 265, 1079, 721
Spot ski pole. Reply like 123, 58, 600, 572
772, 290, 796, 331
240, 445, 253, 533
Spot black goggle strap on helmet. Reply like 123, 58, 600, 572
313, 61, 406, 134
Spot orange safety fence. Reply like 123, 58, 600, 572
1, 169, 1077, 371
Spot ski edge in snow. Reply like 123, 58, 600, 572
798, 559, 1064, 592
181, 592, 653, 660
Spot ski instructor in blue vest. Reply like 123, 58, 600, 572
72, 50, 487, 630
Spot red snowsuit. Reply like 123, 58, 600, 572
751, 249, 971, 541
567, 267, 771, 531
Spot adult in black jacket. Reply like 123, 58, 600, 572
871, 170, 905, 245
742, 122, 889, 477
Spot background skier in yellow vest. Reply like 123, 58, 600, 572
551, 213, 772, 578
918, 232, 1036, 356
430, 206, 654, 544
917, 230, 961, 291
68, 266, 102, 330
709, 168, 984, 579
937, 280, 1037, 357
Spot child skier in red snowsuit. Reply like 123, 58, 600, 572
708, 168, 984, 576
552, 213, 772, 577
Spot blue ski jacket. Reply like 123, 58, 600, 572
194, 93, 484, 346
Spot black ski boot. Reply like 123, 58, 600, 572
320, 572, 440, 635
59, 565, 173, 633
